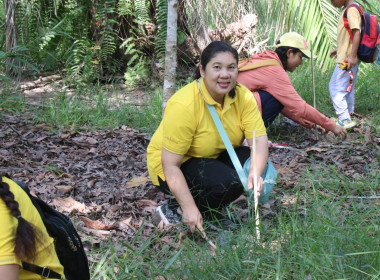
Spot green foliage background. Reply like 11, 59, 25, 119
0, 0, 379, 82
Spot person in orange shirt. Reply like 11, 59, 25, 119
237, 32, 347, 138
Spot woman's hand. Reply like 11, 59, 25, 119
182, 206, 205, 234
161, 148, 204, 231
246, 135, 269, 197
332, 123, 347, 139
247, 174, 263, 197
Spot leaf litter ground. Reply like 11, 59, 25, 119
1, 113, 379, 261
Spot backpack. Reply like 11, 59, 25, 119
343, 4, 380, 63
13, 179, 90, 280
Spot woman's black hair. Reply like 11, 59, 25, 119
0, 175, 38, 260
193, 41, 239, 98
274, 43, 302, 71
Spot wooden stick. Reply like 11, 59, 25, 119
206, 236, 217, 250
310, 41, 319, 140
251, 130, 260, 240
196, 227, 217, 249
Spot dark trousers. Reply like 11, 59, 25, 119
157, 146, 250, 214
259, 90, 284, 127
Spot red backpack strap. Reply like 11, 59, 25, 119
343, 4, 364, 41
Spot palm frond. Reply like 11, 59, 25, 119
271, 0, 379, 70
270, 0, 340, 70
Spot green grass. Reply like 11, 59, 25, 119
0, 81, 163, 135
87, 165, 379, 279
0, 86, 26, 114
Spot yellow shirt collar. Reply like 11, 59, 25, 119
198, 78, 236, 110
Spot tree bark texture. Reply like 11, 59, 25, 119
4, 0, 18, 76
4, 0, 17, 52
162, 0, 178, 116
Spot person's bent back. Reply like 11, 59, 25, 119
237, 32, 347, 138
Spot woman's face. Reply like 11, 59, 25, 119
200, 51, 238, 104
286, 50, 304, 72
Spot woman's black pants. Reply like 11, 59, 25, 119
157, 146, 250, 214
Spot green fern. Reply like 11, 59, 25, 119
4, 0, 157, 82
135, 0, 150, 24
0, 45, 39, 77
118, 0, 154, 85
94, 1, 119, 77
155, 0, 168, 59
67, 38, 100, 83
117, 0, 134, 16
124, 59, 151, 88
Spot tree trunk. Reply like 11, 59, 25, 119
179, 14, 258, 64
161, 0, 178, 116
4, 0, 18, 76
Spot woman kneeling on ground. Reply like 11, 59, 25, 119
0, 175, 65, 280
237, 32, 347, 138
147, 41, 268, 233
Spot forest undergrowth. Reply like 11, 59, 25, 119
0, 63, 379, 279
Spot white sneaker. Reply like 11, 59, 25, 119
337, 118, 357, 129
152, 203, 180, 225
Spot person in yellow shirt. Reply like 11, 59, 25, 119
0, 176, 65, 280
147, 41, 268, 234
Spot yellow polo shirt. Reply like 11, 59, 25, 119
147, 78, 266, 185
336, 6, 361, 63
0, 177, 65, 280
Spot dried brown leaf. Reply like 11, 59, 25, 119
80, 216, 107, 230
80, 216, 115, 230
121, 217, 137, 231
53, 197, 86, 214
125, 176, 149, 188
55, 185, 74, 194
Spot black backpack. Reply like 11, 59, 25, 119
15, 180, 90, 280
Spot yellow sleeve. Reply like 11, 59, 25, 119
347, 7, 361, 31
162, 101, 196, 155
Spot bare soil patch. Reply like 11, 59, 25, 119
17, 73, 150, 108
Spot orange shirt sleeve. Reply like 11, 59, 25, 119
238, 64, 335, 131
